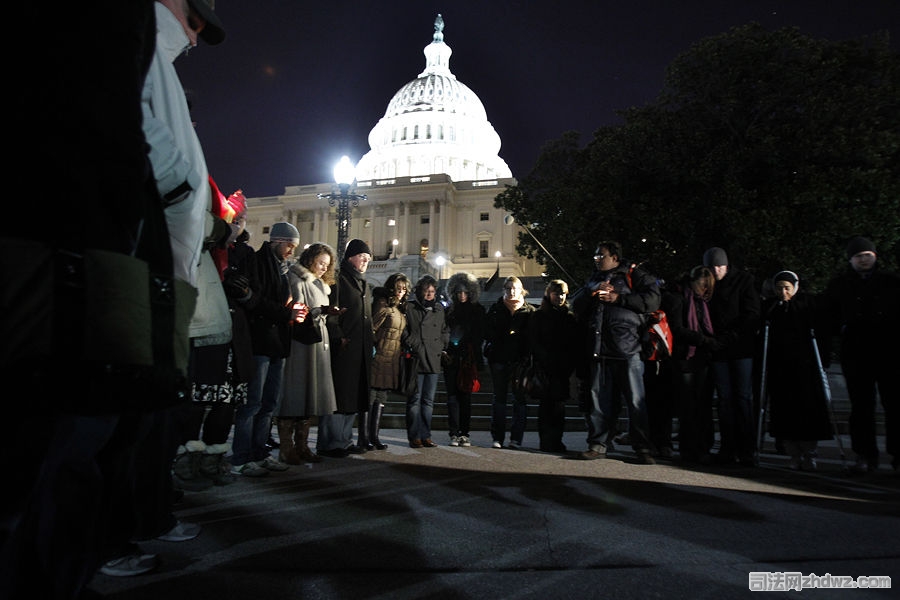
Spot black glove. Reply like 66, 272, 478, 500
224, 274, 250, 299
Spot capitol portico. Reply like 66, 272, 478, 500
244, 14, 543, 291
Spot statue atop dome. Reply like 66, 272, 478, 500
433, 14, 444, 42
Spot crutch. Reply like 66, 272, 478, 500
809, 328, 848, 470
756, 318, 771, 455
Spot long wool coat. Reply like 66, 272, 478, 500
280, 263, 338, 417
327, 263, 374, 413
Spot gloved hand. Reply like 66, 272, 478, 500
224, 274, 250, 299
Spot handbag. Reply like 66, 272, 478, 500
457, 347, 481, 393
514, 355, 549, 399
292, 318, 323, 345
396, 348, 419, 396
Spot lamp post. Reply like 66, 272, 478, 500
391, 238, 399, 259
494, 250, 501, 272
434, 254, 446, 281
318, 155, 366, 262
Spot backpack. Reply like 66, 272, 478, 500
624, 264, 673, 362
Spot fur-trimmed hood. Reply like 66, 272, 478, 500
446, 271, 481, 305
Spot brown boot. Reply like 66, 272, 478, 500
277, 418, 302, 465
296, 418, 322, 462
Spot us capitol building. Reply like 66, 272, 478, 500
244, 15, 543, 294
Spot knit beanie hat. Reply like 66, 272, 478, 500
270, 222, 300, 245
846, 236, 876, 259
703, 247, 728, 268
345, 238, 372, 258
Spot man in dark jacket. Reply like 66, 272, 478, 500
321, 239, 375, 457
571, 241, 661, 464
822, 236, 900, 474
230, 222, 303, 475
703, 246, 761, 466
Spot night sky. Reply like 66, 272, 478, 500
175, 0, 899, 198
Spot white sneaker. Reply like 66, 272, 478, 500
157, 520, 201, 542
258, 456, 289, 471
508, 440, 521, 450
99, 552, 159, 577
231, 462, 269, 477
449, 436, 460, 447
459, 436, 471, 447
492, 441, 502, 449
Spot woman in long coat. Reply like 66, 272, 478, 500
279, 243, 339, 463
763, 270, 832, 470
367, 272, 410, 450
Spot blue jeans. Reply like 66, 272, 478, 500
711, 358, 755, 460
584, 355, 651, 452
232, 355, 284, 465
407, 373, 438, 441
489, 362, 528, 444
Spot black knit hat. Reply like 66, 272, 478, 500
345, 239, 372, 258
846, 236, 876, 259
703, 247, 728, 268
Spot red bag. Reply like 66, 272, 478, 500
457, 349, 481, 393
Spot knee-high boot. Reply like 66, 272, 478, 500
277, 418, 302, 465
295, 418, 322, 462
369, 402, 387, 450
357, 411, 371, 451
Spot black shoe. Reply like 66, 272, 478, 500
365, 443, 375, 451
372, 440, 388, 450
347, 444, 366, 454
265, 436, 278, 451
322, 447, 350, 458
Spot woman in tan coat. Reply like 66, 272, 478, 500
367, 272, 410, 449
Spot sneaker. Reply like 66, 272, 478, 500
491, 441, 502, 449
508, 440, 521, 450
449, 436, 460, 447
99, 552, 159, 577
801, 453, 817, 471
636, 451, 656, 465
156, 520, 201, 542
231, 462, 269, 477
258, 456, 289, 471
459, 436, 472, 447
850, 456, 877, 474
579, 447, 606, 460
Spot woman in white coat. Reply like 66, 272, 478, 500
278, 243, 340, 463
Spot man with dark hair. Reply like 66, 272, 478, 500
822, 236, 900, 474
571, 241, 661, 464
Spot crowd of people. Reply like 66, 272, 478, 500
4, 2, 899, 598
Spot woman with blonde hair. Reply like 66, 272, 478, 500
278, 242, 339, 463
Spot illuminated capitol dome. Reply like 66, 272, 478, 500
246, 14, 540, 289
355, 14, 512, 182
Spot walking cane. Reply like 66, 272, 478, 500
756, 319, 770, 456
809, 328, 848, 471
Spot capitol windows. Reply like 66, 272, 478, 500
479, 240, 488, 258
480, 212, 489, 221
414, 125, 419, 139
426, 124, 431, 140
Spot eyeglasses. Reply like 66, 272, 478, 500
594, 254, 610, 261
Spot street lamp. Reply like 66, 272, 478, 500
391, 238, 399, 259
434, 254, 446, 280
494, 250, 501, 271
318, 155, 367, 262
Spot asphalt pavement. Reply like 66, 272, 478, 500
88, 423, 898, 600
